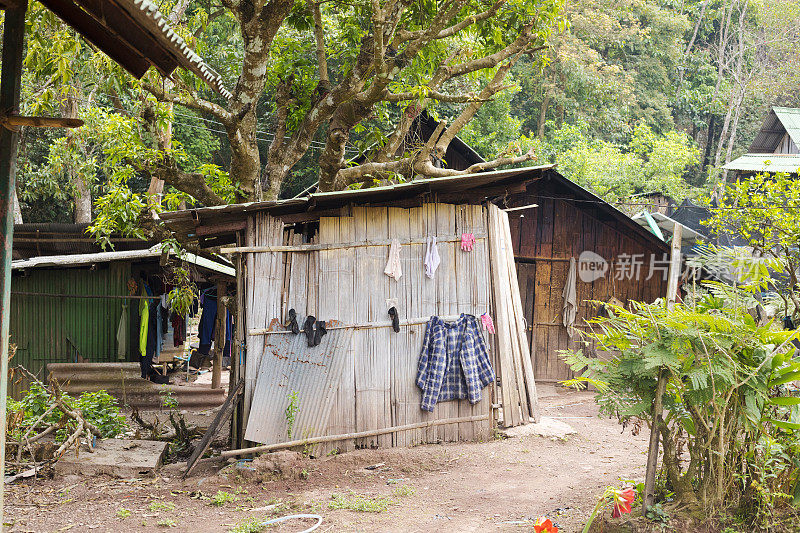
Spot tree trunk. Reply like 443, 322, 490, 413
63, 93, 91, 223
147, 0, 190, 205
537, 92, 551, 139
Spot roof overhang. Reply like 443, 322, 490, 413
723, 154, 800, 173
12, 245, 235, 277
32, 0, 231, 98
631, 211, 704, 246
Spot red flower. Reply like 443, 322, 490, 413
534, 516, 559, 533
611, 487, 635, 518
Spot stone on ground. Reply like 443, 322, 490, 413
501, 417, 577, 439
55, 438, 168, 478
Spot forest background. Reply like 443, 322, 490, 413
7, 0, 800, 229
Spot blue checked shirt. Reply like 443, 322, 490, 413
416, 314, 495, 412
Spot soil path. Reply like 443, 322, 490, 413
5, 387, 648, 532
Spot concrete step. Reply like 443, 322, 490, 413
47, 363, 226, 409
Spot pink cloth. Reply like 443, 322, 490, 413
461, 233, 476, 251
480, 313, 495, 334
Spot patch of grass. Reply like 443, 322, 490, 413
228, 516, 267, 533
157, 518, 177, 528
329, 491, 392, 513
116, 508, 132, 519
210, 490, 238, 507
392, 485, 415, 497
148, 501, 176, 512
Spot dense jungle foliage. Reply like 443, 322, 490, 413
3, 0, 798, 227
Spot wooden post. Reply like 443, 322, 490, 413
211, 281, 226, 389
0, 1, 27, 524
644, 223, 682, 513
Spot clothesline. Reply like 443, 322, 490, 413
221, 234, 487, 254
249, 314, 465, 336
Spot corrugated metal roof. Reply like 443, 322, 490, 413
36, 0, 231, 98
631, 211, 704, 244
12, 245, 235, 276
723, 154, 800, 173
244, 321, 354, 445
774, 107, 800, 150
161, 165, 667, 252
748, 107, 800, 153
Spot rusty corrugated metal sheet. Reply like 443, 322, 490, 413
9, 262, 129, 397
244, 320, 353, 445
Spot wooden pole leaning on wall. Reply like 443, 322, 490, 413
215, 414, 490, 459
211, 281, 226, 389
643, 223, 682, 513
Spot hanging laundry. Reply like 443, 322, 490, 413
460, 233, 476, 251
388, 307, 400, 332
303, 315, 316, 346
384, 239, 402, 281
480, 313, 496, 334
562, 257, 578, 338
286, 308, 300, 334
416, 314, 495, 412
171, 312, 186, 347
424, 236, 441, 278
117, 302, 129, 361
198, 292, 217, 354
138, 285, 149, 359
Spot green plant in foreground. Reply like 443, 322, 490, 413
116, 508, 132, 519
148, 501, 176, 512
228, 516, 267, 533
392, 485, 415, 497
563, 281, 800, 524
285, 391, 299, 439
210, 490, 237, 507
329, 492, 392, 513
160, 389, 179, 410
157, 518, 176, 528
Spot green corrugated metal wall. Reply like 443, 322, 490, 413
9, 263, 130, 396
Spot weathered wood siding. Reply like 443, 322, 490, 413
242, 204, 494, 451
508, 182, 668, 382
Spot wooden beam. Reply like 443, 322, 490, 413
195, 221, 247, 236
0, 2, 27, 526
0, 115, 83, 129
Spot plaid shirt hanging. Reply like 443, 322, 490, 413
416, 314, 495, 412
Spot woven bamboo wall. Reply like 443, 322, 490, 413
243, 203, 495, 451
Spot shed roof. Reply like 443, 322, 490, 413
722, 153, 800, 173
12, 245, 235, 276
31, 0, 231, 98
748, 106, 800, 154
161, 165, 667, 252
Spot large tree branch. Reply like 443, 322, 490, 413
386, 88, 501, 103
148, 164, 226, 207
143, 82, 232, 124
395, 0, 505, 43
311, 1, 330, 85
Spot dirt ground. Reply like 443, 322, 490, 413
4, 387, 649, 532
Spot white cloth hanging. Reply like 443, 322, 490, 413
424, 236, 441, 278
562, 257, 578, 337
384, 239, 403, 281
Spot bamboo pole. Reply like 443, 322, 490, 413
220, 234, 486, 254
218, 414, 490, 458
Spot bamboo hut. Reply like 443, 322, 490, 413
163, 166, 553, 451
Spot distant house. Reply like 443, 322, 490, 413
725, 107, 800, 177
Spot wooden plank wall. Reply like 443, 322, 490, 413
508, 184, 668, 382
243, 203, 494, 451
